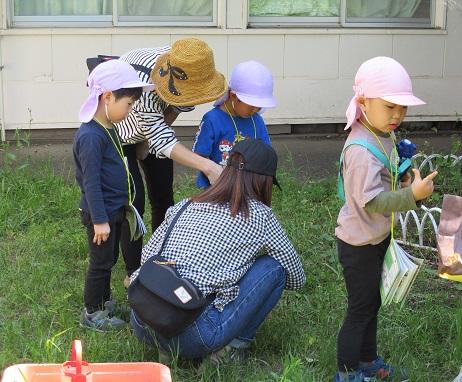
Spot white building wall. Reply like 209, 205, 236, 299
0, 2, 461, 137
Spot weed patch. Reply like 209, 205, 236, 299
1, 153, 462, 381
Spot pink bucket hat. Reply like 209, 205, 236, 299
214, 60, 276, 108
345, 56, 425, 130
79, 59, 154, 123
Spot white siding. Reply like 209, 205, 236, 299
0, 3, 461, 135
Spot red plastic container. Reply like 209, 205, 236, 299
1, 340, 172, 382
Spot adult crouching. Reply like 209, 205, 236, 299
129, 138, 306, 361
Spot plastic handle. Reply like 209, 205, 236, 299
71, 340, 83, 374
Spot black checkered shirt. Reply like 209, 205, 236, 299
131, 199, 306, 311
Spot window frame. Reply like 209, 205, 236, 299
9, 0, 218, 28
248, 0, 437, 29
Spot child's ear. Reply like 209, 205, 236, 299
101, 91, 114, 104
356, 95, 366, 106
356, 95, 367, 112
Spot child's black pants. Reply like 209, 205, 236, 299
336, 235, 390, 371
81, 208, 125, 313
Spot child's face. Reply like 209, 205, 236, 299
106, 94, 136, 123
360, 98, 408, 134
230, 93, 261, 118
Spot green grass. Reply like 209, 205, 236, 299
1, 154, 462, 382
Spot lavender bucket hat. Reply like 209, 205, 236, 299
79, 59, 154, 123
214, 60, 276, 108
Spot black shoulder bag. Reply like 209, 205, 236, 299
128, 200, 211, 338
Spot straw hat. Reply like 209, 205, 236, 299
151, 38, 227, 107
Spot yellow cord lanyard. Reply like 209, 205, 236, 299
93, 118, 133, 205
358, 120, 399, 238
223, 102, 257, 145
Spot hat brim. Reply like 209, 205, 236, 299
79, 95, 99, 123
235, 92, 277, 108
151, 53, 228, 107
122, 80, 155, 92
380, 94, 425, 106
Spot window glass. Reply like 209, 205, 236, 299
346, 0, 431, 20
118, 0, 212, 17
249, 0, 340, 17
14, 0, 112, 16
249, 0, 433, 26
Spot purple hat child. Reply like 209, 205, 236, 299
345, 56, 425, 130
214, 60, 276, 108
79, 60, 154, 123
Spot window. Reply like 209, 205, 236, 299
249, 0, 340, 26
249, 0, 434, 28
11, 0, 216, 27
345, 0, 432, 27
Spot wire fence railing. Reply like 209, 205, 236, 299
395, 153, 462, 251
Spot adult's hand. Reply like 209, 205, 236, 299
93, 222, 110, 245
203, 161, 223, 185
170, 143, 223, 184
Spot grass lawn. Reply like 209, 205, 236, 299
1, 152, 462, 382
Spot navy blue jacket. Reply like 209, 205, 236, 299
73, 120, 128, 224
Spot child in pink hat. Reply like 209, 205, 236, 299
192, 60, 276, 188
334, 57, 437, 382
74, 60, 153, 331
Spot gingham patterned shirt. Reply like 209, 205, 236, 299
131, 198, 306, 311
116, 47, 194, 158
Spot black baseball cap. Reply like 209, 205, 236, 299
229, 138, 281, 190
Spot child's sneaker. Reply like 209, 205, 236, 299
80, 301, 126, 331
333, 370, 365, 382
360, 356, 409, 382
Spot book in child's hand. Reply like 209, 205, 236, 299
380, 239, 423, 306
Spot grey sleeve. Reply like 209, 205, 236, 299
365, 186, 417, 214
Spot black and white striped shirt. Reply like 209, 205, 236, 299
131, 199, 306, 311
116, 47, 193, 158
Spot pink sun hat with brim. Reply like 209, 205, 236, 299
345, 56, 425, 130
79, 59, 155, 123
214, 60, 276, 108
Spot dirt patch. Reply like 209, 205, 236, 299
1, 134, 458, 182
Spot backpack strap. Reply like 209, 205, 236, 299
337, 140, 391, 201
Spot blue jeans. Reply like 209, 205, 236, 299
130, 256, 286, 359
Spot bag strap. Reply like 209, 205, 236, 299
337, 139, 392, 201
157, 200, 192, 256
86, 55, 152, 77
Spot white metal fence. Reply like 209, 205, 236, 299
396, 153, 462, 251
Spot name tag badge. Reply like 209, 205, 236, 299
174, 286, 193, 304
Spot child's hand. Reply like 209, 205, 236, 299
411, 168, 438, 201
400, 171, 412, 188
93, 223, 110, 245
